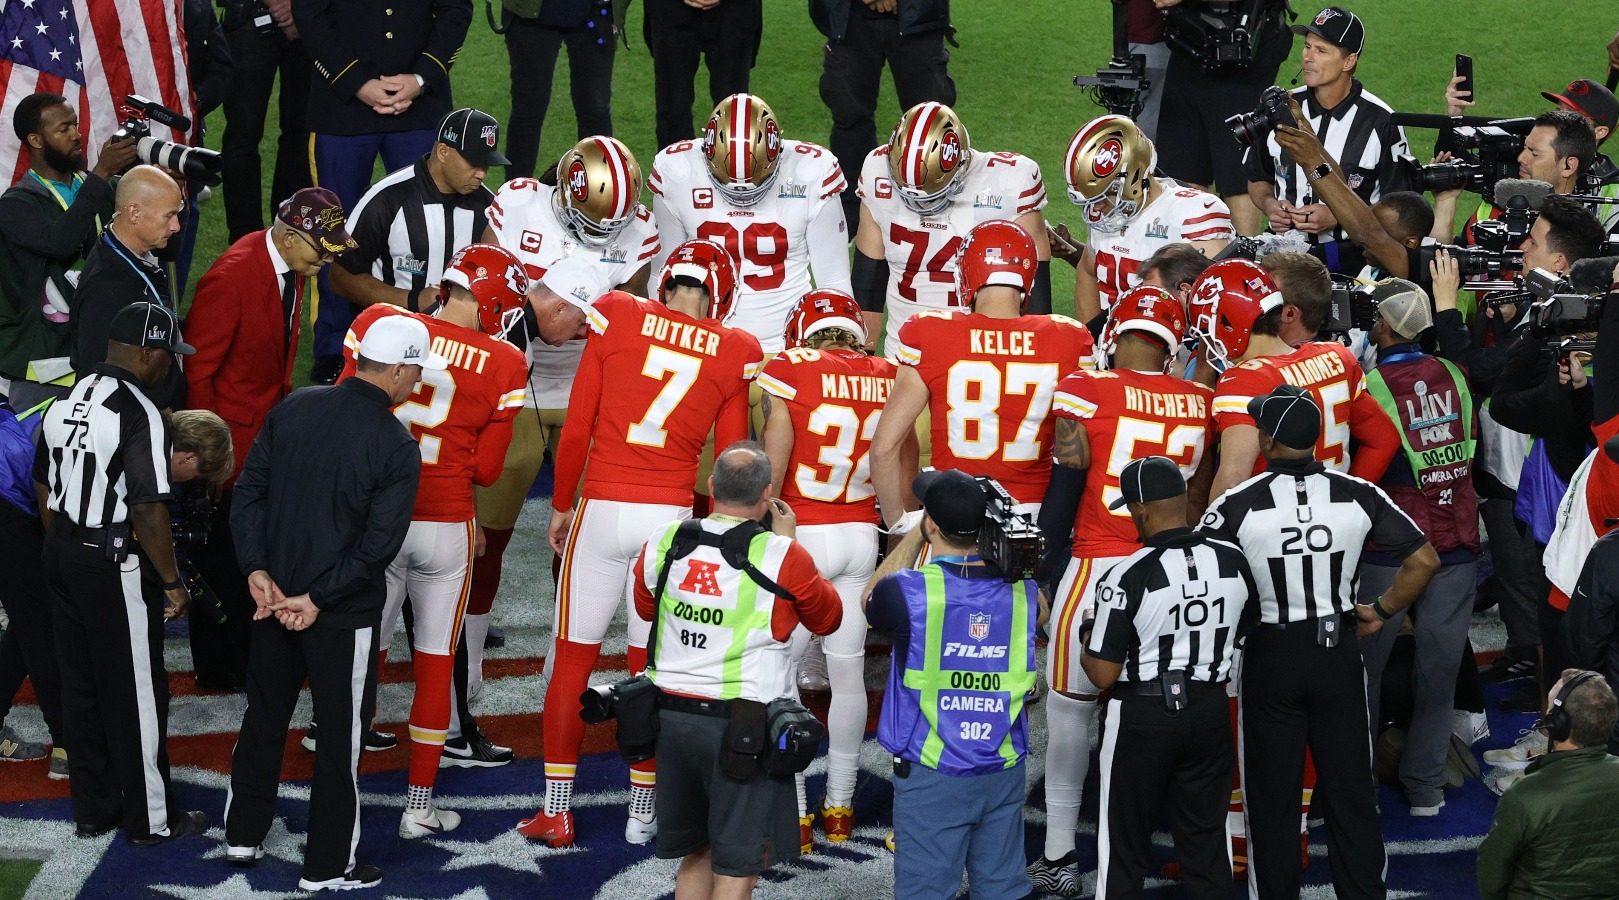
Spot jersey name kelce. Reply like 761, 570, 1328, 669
757, 346, 897, 527
1212, 341, 1368, 473
342, 305, 528, 522
896, 309, 1093, 505
1053, 368, 1213, 558
858, 148, 1047, 351
1088, 180, 1234, 311
650, 139, 846, 351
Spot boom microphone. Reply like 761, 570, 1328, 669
1569, 256, 1619, 294
1493, 178, 1554, 211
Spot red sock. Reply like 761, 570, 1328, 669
542, 639, 602, 766
469, 526, 514, 617
408, 651, 455, 788
627, 644, 648, 677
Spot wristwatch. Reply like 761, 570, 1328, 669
1306, 162, 1333, 183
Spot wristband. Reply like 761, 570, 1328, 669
162, 577, 185, 592
1306, 162, 1332, 183
1372, 597, 1392, 622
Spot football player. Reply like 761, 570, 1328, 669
1030, 286, 1214, 894
853, 102, 1052, 355
337, 244, 531, 839
757, 290, 896, 844
650, 94, 852, 354
1056, 115, 1235, 324
519, 239, 765, 848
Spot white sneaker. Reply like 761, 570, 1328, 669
797, 637, 830, 694
226, 844, 265, 867
625, 810, 657, 845
399, 806, 461, 839
1452, 710, 1490, 746
1409, 799, 1445, 817
1487, 769, 1527, 796
1482, 729, 1548, 771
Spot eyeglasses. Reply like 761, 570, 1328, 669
292, 230, 337, 264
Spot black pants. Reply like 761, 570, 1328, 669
503, 17, 616, 181
221, 26, 313, 242
819, 15, 956, 231
187, 489, 256, 686
1240, 617, 1385, 900
1098, 688, 1233, 900
42, 525, 177, 838
227, 617, 380, 882
0, 505, 63, 742
643, 0, 762, 151
1157, 46, 1289, 197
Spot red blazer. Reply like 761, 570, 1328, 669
185, 231, 303, 486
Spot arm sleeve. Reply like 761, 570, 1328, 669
550, 338, 604, 513
291, 0, 372, 99
180, 269, 241, 416
412, 0, 471, 93
774, 541, 843, 639
1037, 463, 1084, 592
0, 178, 114, 258
1562, 538, 1617, 669
309, 439, 421, 609
1025, 261, 1053, 315
805, 198, 853, 296
852, 251, 888, 313
472, 417, 514, 487
1433, 308, 1512, 398
1490, 342, 1568, 437
1347, 387, 1401, 484
229, 411, 273, 574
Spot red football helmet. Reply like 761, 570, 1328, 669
440, 243, 530, 340
659, 239, 739, 322
1102, 285, 1187, 358
784, 290, 867, 349
955, 220, 1038, 309
1187, 259, 1283, 368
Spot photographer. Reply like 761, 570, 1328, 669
631, 443, 841, 896
1541, 79, 1619, 190
1430, 110, 1596, 246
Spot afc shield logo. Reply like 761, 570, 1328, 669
1093, 138, 1123, 178
481, 125, 498, 148
875, 178, 893, 200
566, 159, 590, 203
678, 559, 724, 597
693, 188, 714, 209
939, 129, 962, 173
968, 611, 991, 642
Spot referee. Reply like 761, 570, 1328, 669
1083, 457, 1254, 900
35, 302, 208, 844
1201, 385, 1438, 900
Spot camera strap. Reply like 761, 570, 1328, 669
649, 518, 800, 665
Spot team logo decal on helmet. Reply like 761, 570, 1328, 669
440, 242, 530, 341
954, 220, 1038, 309
566, 158, 590, 203
1065, 115, 1157, 233
887, 102, 974, 216
555, 136, 644, 247
1186, 259, 1283, 368
784, 290, 867, 349
701, 94, 786, 208
1093, 138, 1123, 178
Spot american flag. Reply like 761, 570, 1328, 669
0, 0, 193, 185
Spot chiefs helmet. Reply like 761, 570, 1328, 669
702, 93, 784, 208
1101, 285, 1187, 359
784, 290, 866, 349
955, 220, 1038, 309
659, 239, 739, 322
1064, 115, 1156, 233
1188, 259, 1283, 368
555, 136, 643, 247
440, 243, 530, 339
887, 102, 973, 216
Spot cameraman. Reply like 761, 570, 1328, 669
1244, 6, 1410, 276
1430, 110, 1596, 246
631, 443, 841, 896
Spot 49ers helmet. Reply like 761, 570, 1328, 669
887, 102, 973, 216
440, 243, 530, 340
555, 136, 644, 247
702, 93, 784, 208
1188, 259, 1283, 368
955, 220, 1038, 309
659, 239, 739, 322
784, 290, 866, 349
1101, 285, 1187, 359
1064, 115, 1156, 233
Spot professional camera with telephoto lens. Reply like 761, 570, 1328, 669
168, 483, 225, 624
1227, 85, 1295, 149
112, 96, 223, 186
1523, 259, 1619, 338
1073, 0, 1152, 119
1163, 0, 1261, 73
972, 476, 1044, 583
1392, 117, 1531, 205
1422, 244, 1524, 279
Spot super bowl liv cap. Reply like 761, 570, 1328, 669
540, 256, 612, 313
1291, 6, 1365, 55
1247, 384, 1322, 451
1369, 277, 1433, 339
1108, 456, 1188, 510
357, 314, 449, 370
437, 108, 511, 168
912, 469, 987, 538
108, 302, 195, 355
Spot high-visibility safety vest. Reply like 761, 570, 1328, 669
877, 562, 1037, 777
1364, 353, 1479, 553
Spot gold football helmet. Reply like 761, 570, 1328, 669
702, 93, 784, 208
886, 101, 972, 216
1064, 115, 1156, 233
555, 136, 644, 247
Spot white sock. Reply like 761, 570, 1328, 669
1042, 692, 1096, 862
795, 771, 808, 820
543, 765, 575, 816
464, 612, 491, 706
407, 784, 433, 815
824, 651, 867, 808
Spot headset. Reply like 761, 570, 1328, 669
1534, 670, 1599, 745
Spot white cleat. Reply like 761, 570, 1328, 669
625, 811, 657, 845
399, 806, 461, 839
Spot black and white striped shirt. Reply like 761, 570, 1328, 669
1086, 527, 1254, 683
339, 157, 494, 305
35, 364, 171, 528
1243, 80, 1410, 245
1199, 457, 1427, 625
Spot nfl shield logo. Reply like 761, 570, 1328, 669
968, 612, 991, 642
481, 125, 498, 147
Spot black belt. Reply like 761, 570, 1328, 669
48, 518, 121, 544
1111, 678, 1226, 699
1261, 611, 1356, 631
658, 691, 732, 719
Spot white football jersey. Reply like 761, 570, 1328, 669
649, 138, 848, 354
1086, 179, 1234, 312
857, 148, 1047, 354
486, 178, 661, 409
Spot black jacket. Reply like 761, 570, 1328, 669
185, 0, 233, 122
1564, 530, 1619, 752
71, 230, 187, 409
1489, 329, 1594, 483
0, 173, 114, 381
231, 378, 419, 629
810, 0, 949, 41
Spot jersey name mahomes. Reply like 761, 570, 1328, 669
1276, 349, 1346, 386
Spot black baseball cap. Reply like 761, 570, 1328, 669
108, 302, 195, 355
1247, 384, 1321, 451
1108, 457, 1187, 510
437, 108, 510, 168
913, 469, 987, 538
1291, 6, 1365, 55
1542, 79, 1619, 134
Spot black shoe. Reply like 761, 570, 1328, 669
194, 672, 247, 693
1480, 654, 1536, 683
302, 724, 398, 752
1500, 682, 1543, 714
440, 727, 514, 768
309, 355, 344, 386
299, 863, 383, 891
485, 625, 506, 649
75, 821, 118, 839
128, 810, 209, 847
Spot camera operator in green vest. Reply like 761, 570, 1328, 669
1354, 277, 1481, 818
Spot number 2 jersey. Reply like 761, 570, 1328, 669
858, 148, 1047, 353
341, 304, 529, 522
895, 310, 1093, 505
757, 346, 898, 526
1087, 180, 1234, 312
552, 291, 765, 512
1053, 368, 1213, 558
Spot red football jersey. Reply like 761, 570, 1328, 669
552, 291, 765, 511
1053, 368, 1213, 558
757, 346, 898, 526
341, 305, 528, 522
895, 310, 1095, 505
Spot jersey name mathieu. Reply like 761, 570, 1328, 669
1087, 180, 1233, 310
342, 305, 528, 522
757, 346, 898, 527
1053, 368, 1213, 557
895, 309, 1093, 505
649, 139, 846, 348
1212, 340, 1370, 473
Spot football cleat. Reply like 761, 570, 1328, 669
555, 136, 644, 247
1064, 114, 1157, 233
1101, 284, 1187, 359
440, 728, 514, 768
399, 807, 461, 840
796, 635, 831, 693
440, 243, 529, 341
954, 220, 1038, 309
658, 239, 739, 322
819, 799, 853, 843
784, 290, 866, 350
297, 863, 383, 892
703, 93, 784, 208
887, 101, 972, 216
799, 814, 814, 855
1187, 259, 1283, 369
226, 844, 265, 868
1027, 854, 1080, 898
516, 809, 576, 847
626, 810, 657, 845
